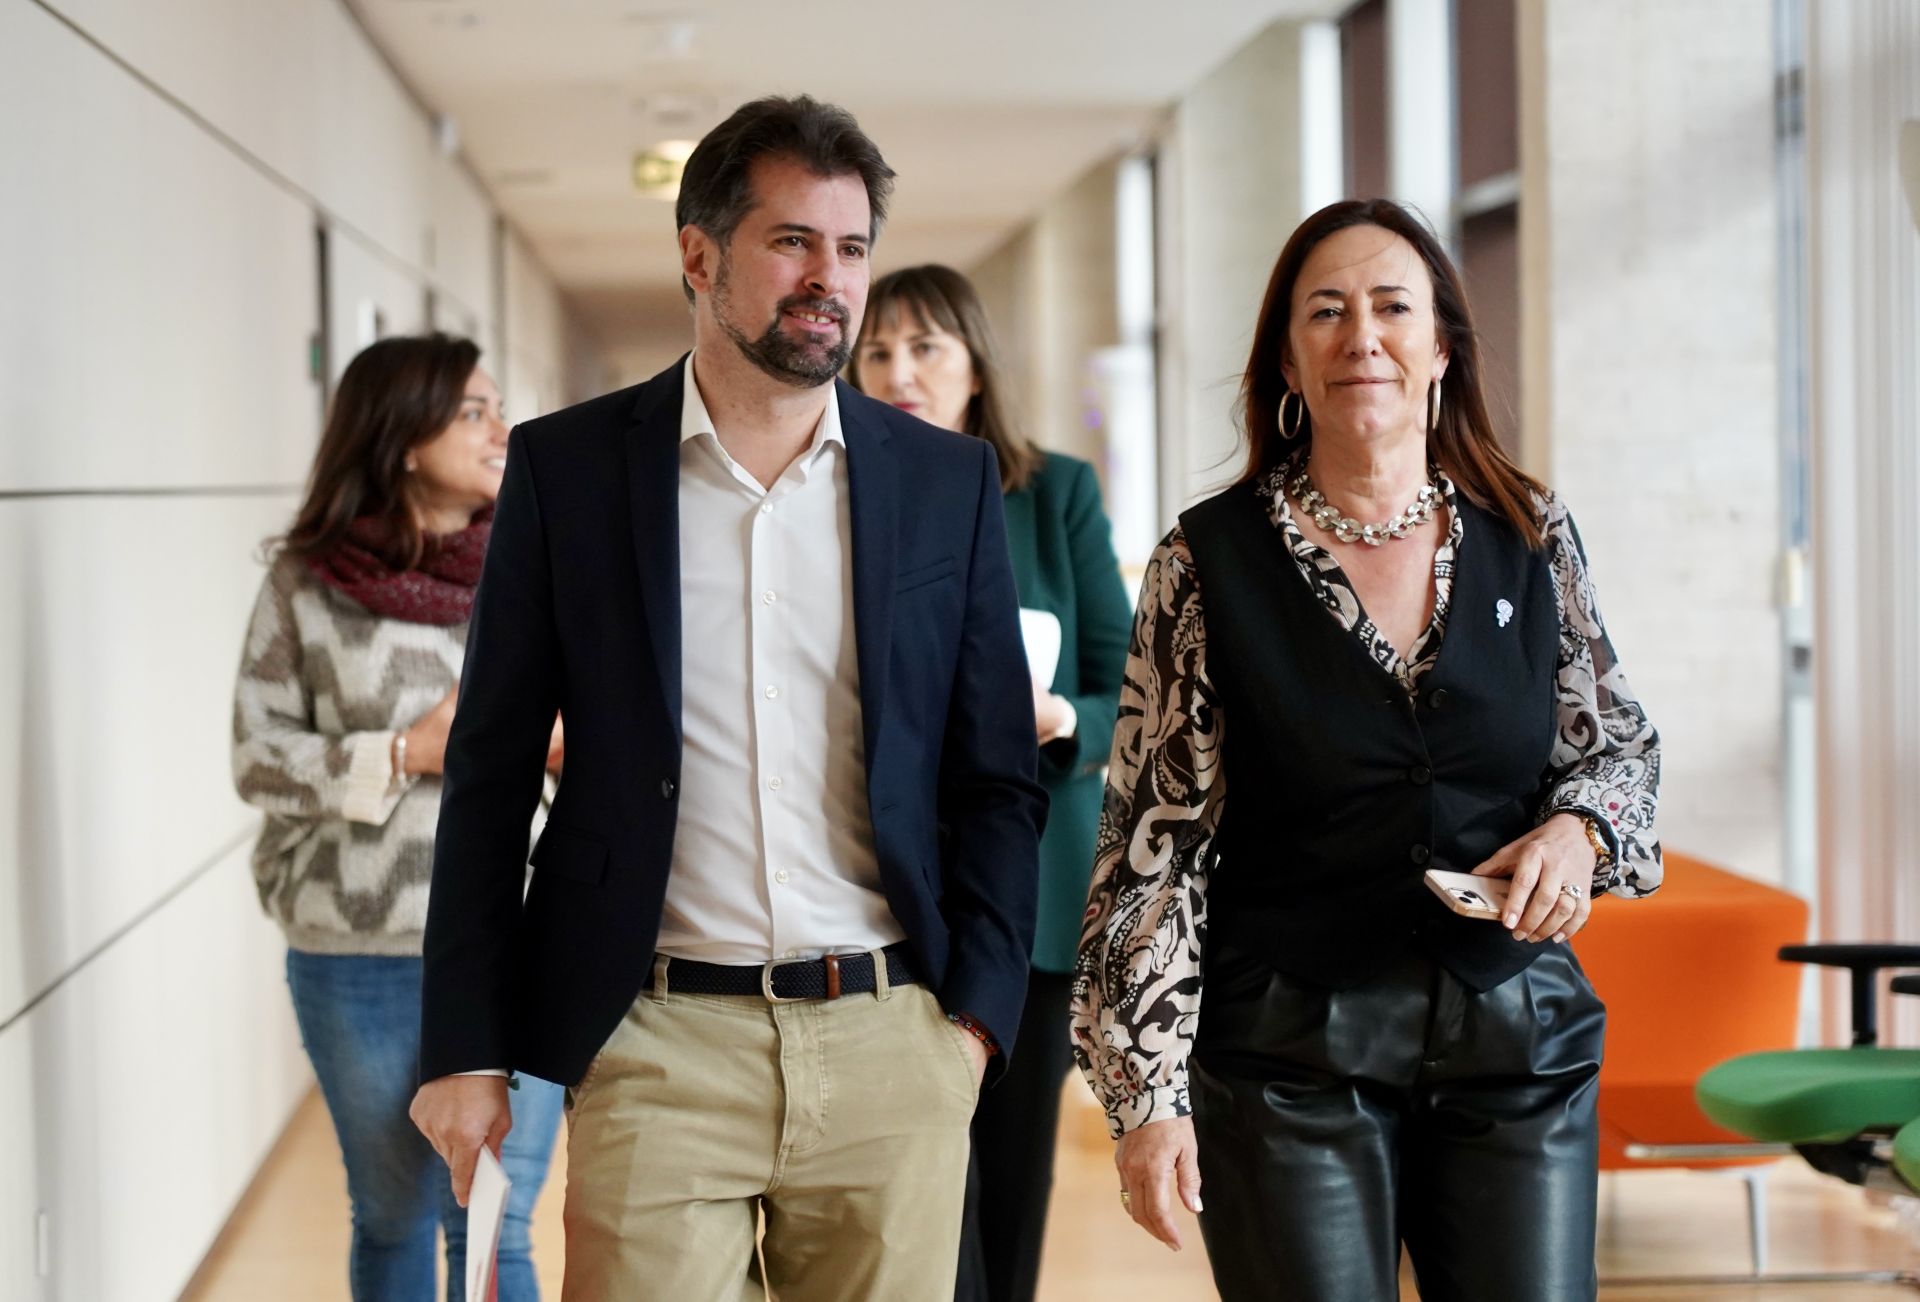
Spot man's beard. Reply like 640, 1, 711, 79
712, 252, 851, 388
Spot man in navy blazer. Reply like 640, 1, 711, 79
410, 95, 1045, 1299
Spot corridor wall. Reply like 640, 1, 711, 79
970, 0, 1791, 924
1519, 0, 1783, 884
0, 1, 590, 1296
1154, 18, 1342, 524
971, 158, 1123, 481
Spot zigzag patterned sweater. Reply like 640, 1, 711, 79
232, 552, 470, 956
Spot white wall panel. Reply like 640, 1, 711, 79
430, 164, 495, 339
0, 2, 319, 492
504, 232, 569, 418
0, 846, 309, 1302
1156, 21, 1320, 523
44, 0, 510, 337
0, 493, 296, 1024
326, 224, 430, 384
3, 4, 596, 1291
44, 0, 439, 280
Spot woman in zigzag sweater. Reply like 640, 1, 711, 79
232, 334, 562, 1302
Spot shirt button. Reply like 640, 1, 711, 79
760, 502, 774, 514
1409, 765, 1432, 785
762, 590, 777, 605
1410, 844, 1432, 865
764, 685, 779, 699
774, 869, 790, 884
768, 776, 783, 791
660, 778, 676, 800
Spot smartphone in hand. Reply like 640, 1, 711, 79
1423, 868, 1512, 921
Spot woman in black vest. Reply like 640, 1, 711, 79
1071, 199, 1662, 1302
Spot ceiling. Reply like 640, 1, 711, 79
349, 0, 1340, 358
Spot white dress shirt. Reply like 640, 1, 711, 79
457, 358, 907, 1076
656, 355, 905, 964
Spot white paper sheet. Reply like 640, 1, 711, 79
465, 1145, 512, 1302
1020, 608, 1062, 689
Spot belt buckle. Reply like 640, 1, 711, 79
760, 956, 812, 1003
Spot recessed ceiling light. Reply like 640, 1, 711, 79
633, 140, 698, 199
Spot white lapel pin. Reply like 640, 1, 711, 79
1495, 598, 1514, 628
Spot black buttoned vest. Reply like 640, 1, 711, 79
1179, 480, 1558, 993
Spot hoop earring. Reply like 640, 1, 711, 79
1428, 379, 1442, 433
1278, 390, 1305, 440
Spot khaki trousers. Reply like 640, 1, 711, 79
560, 968, 979, 1301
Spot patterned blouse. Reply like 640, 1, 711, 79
1070, 465, 1663, 1138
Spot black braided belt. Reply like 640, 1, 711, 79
649, 942, 921, 1003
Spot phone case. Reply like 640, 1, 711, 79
1423, 868, 1511, 921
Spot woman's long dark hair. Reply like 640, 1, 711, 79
278, 333, 482, 568
1238, 199, 1546, 547
853, 265, 1043, 493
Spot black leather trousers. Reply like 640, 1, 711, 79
1190, 944, 1606, 1302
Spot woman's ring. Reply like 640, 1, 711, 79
1560, 882, 1584, 900
1120, 1189, 1132, 1207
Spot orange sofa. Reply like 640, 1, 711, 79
1577, 850, 1810, 1171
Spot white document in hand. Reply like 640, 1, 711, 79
1019, 608, 1062, 690
466, 1145, 512, 1302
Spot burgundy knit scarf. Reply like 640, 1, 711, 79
307, 507, 493, 625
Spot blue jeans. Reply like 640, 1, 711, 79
286, 949, 563, 1302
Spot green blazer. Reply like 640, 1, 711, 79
1002, 452, 1133, 973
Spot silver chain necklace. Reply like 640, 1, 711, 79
1285, 462, 1442, 547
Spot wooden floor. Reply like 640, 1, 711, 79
184, 1085, 1920, 1301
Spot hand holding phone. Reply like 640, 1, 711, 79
1423, 868, 1513, 921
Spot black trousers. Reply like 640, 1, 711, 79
954, 967, 1075, 1302
1191, 944, 1606, 1302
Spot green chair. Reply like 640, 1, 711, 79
1687, 945, 1920, 1289
1893, 973, 1920, 1195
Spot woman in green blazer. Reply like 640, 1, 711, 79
854, 265, 1133, 1302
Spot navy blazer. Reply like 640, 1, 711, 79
420, 358, 1046, 1087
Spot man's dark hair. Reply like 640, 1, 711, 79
675, 95, 896, 303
